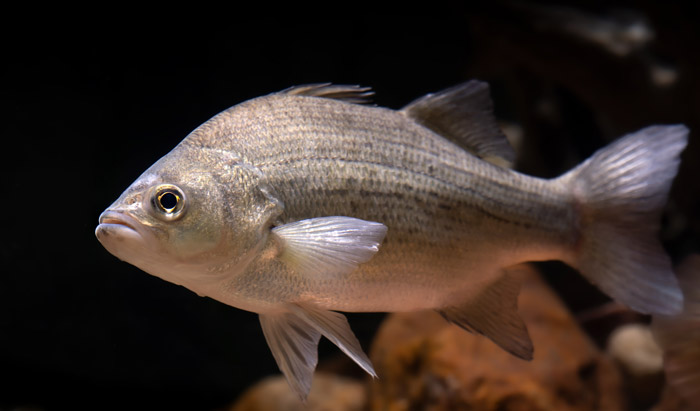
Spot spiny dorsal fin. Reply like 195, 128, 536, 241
280, 83, 374, 104
401, 80, 515, 168
438, 268, 533, 360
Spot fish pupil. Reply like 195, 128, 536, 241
159, 192, 179, 211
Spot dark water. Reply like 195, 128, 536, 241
3, 3, 699, 410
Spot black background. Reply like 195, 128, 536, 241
3, 3, 699, 410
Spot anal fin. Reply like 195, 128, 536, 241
438, 269, 533, 360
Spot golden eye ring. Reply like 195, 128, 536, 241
152, 184, 187, 221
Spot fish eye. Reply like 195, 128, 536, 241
151, 184, 186, 220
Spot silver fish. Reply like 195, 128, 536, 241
96, 81, 688, 400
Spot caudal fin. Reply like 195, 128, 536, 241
561, 125, 688, 315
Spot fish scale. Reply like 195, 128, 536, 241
96, 81, 688, 401
227, 99, 562, 228
249, 96, 573, 245
184, 94, 575, 314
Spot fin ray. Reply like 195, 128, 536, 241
259, 311, 322, 401
280, 83, 374, 104
438, 270, 533, 360
272, 216, 387, 279
401, 80, 515, 167
259, 302, 377, 400
562, 125, 688, 315
291, 302, 376, 377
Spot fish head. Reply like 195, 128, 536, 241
95, 149, 283, 290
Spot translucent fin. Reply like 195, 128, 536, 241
279, 83, 374, 104
259, 311, 322, 401
401, 80, 515, 167
438, 269, 533, 360
272, 216, 387, 279
652, 255, 700, 408
259, 303, 376, 401
290, 302, 376, 378
562, 125, 688, 315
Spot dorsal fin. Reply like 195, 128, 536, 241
401, 80, 515, 168
280, 83, 374, 104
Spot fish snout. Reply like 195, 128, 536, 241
95, 210, 149, 243
98, 210, 138, 230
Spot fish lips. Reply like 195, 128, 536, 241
95, 210, 157, 260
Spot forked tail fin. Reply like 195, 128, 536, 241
560, 125, 688, 315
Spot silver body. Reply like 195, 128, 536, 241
190, 93, 575, 313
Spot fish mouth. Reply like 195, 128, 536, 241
95, 210, 152, 246
96, 210, 161, 269
98, 210, 140, 232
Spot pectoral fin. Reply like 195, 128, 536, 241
259, 302, 375, 401
272, 216, 387, 278
438, 269, 533, 360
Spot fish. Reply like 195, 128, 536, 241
652, 255, 700, 408
95, 81, 688, 400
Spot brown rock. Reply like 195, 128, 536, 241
652, 384, 696, 411
607, 323, 665, 408
229, 372, 366, 411
368, 265, 625, 411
